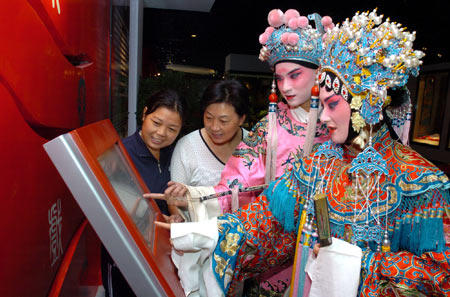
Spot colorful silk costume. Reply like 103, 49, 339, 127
214, 101, 329, 213
169, 8, 449, 297
210, 125, 450, 296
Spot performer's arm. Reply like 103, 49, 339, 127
214, 119, 268, 213
360, 188, 450, 296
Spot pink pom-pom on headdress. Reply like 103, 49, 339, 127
288, 18, 299, 30
280, 32, 290, 44
259, 32, 269, 44
284, 9, 300, 25
325, 23, 335, 31
288, 33, 299, 45
321, 16, 333, 27
321, 16, 335, 31
265, 26, 275, 35
268, 9, 284, 27
297, 16, 309, 29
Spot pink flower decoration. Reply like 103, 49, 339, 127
288, 18, 298, 30
298, 16, 309, 28
321, 16, 333, 26
268, 9, 284, 27
284, 9, 300, 25
265, 26, 275, 35
325, 23, 335, 31
259, 33, 269, 44
288, 33, 299, 45
281, 32, 290, 44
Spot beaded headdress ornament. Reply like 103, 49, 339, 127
319, 9, 424, 133
258, 10, 333, 67
318, 10, 424, 251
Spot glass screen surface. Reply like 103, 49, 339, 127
97, 144, 155, 247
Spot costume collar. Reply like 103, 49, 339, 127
294, 125, 450, 225
289, 105, 309, 123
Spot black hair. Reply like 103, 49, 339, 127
382, 87, 411, 143
143, 89, 186, 123
275, 60, 319, 70
200, 80, 250, 117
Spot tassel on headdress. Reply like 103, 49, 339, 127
259, 10, 331, 182
402, 104, 412, 145
265, 79, 278, 183
302, 83, 320, 156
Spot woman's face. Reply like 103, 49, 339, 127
319, 86, 351, 144
203, 102, 245, 145
274, 62, 317, 109
141, 106, 182, 154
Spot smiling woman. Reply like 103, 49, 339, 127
170, 79, 249, 187
140, 99, 183, 160
101, 89, 186, 297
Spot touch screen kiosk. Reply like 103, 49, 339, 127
44, 119, 184, 297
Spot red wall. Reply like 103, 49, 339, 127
0, 1, 110, 295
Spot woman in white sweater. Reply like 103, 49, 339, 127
170, 79, 249, 187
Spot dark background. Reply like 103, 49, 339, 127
142, 0, 450, 77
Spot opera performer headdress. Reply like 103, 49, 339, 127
318, 9, 425, 252
319, 9, 424, 144
257, 9, 334, 183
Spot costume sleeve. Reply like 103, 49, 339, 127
360, 248, 450, 296
214, 117, 269, 213
170, 137, 191, 185
359, 188, 450, 296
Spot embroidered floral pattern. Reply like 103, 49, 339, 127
211, 125, 450, 297
212, 214, 246, 294
350, 94, 363, 110
351, 111, 366, 132
220, 233, 242, 256
233, 104, 328, 172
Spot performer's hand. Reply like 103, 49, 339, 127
313, 243, 320, 256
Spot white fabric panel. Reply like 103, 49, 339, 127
306, 238, 362, 297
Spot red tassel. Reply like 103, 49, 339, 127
311, 85, 320, 97
269, 92, 278, 103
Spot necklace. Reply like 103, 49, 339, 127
348, 128, 391, 252
300, 141, 344, 246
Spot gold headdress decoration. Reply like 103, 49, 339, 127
320, 9, 424, 135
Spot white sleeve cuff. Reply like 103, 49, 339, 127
185, 186, 221, 222
170, 218, 223, 297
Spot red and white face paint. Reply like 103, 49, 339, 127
274, 62, 316, 109
319, 86, 351, 144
